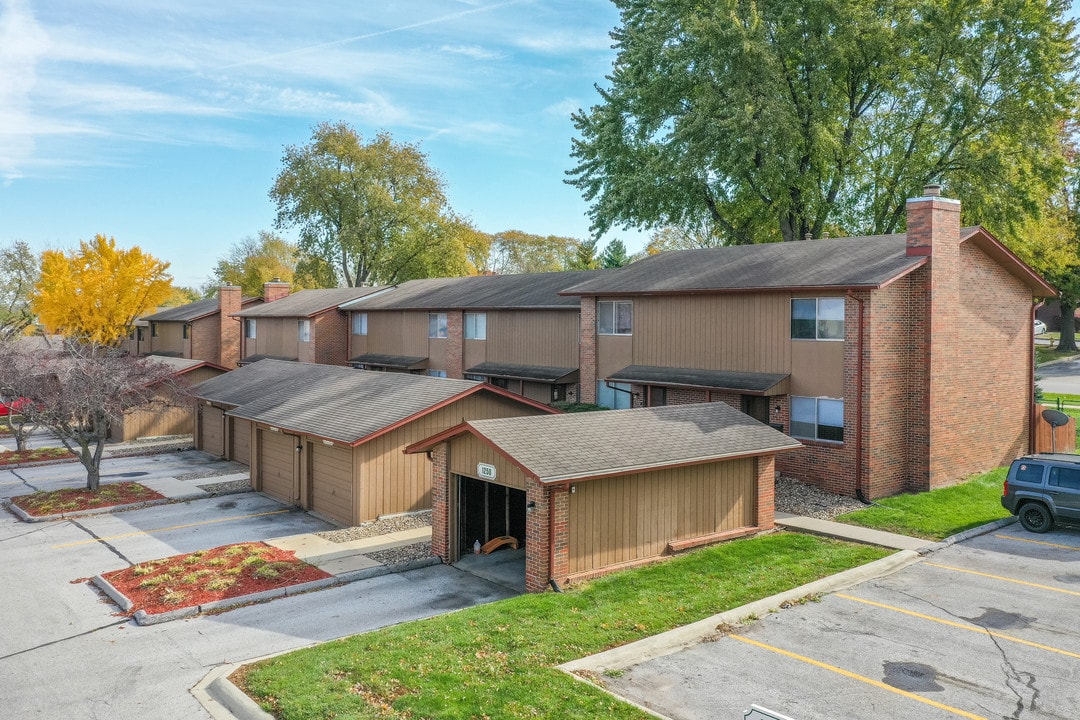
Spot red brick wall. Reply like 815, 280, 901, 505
524, 479, 551, 593
312, 311, 350, 366
189, 316, 218, 364
579, 297, 597, 403
755, 456, 775, 530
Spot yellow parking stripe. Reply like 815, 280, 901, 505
51, 509, 291, 548
923, 562, 1080, 597
728, 634, 987, 720
994, 534, 1080, 551
836, 594, 1080, 660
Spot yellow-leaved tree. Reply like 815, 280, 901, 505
33, 235, 173, 346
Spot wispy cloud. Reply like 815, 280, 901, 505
0, 0, 50, 179
440, 44, 503, 61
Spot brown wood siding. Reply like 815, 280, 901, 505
254, 317, 300, 359
522, 381, 551, 404
789, 341, 844, 397
448, 433, 528, 490
631, 295, 791, 373
308, 441, 354, 526
597, 335, 634, 378
150, 322, 186, 357
566, 458, 754, 575
258, 428, 298, 505
486, 310, 579, 367
427, 338, 447, 372
200, 406, 224, 456
230, 418, 251, 466
366, 311, 428, 357
356, 393, 543, 521
114, 404, 192, 441
463, 339, 486, 371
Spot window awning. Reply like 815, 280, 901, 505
606, 365, 789, 396
465, 362, 579, 384
349, 353, 428, 371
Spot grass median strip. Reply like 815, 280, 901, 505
237, 533, 889, 719
833, 469, 1010, 540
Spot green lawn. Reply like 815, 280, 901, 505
835, 468, 1010, 540
238, 533, 888, 719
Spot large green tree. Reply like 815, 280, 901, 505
568, 0, 1078, 245
0, 241, 39, 340
270, 122, 467, 286
209, 230, 337, 295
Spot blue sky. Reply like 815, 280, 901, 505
0, 0, 639, 288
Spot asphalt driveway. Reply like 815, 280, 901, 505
0, 451, 520, 720
601, 528, 1080, 719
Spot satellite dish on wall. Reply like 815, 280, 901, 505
1042, 409, 1070, 453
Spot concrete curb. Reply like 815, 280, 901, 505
132, 576, 345, 626
922, 515, 1017, 552
91, 574, 133, 612
559, 549, 922, 675
9, 496, 174, 523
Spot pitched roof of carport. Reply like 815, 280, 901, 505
147, 356, 228, 375
192, 359, 555, 445
233, 287, 385, 318
192, 359, 321, 407
408, 402, 801, 484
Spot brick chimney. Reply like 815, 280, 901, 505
217, 285, 242, 368
906, 185, 961, 490
263, 279, 291, 303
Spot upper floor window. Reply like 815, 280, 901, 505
427, 369, 447, 378
429, 312, 448, 339
598, 300, 632, 335
352, 312, 368, 335
244, 318, 256, 339
791, 297, 844, 340
298, 319, 311, 342
150, 322, 159, 338
182, 324, 190, 340
791, 397, 844, 442
464, 312, 486, 340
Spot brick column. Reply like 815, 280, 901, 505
263, 281, 291, 303
217, 285, 242, 367
755, 456, 775, 530
579, 297, 597, 404
446, 311, 464, 379
430, 445, 450, 562
524, 479, 550, 593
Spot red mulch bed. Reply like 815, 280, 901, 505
101, 542, 332, 615
0, 447, 76, 467
10, 481, 165, 517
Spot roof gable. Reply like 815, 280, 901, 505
235, 287, 384, 318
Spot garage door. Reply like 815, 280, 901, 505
230, 419, 251, 466
258, 429, 298, 505
309, 442, 354, 526
200, 406, 224, 457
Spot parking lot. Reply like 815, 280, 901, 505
0, 451, 520, 720
603, 528, 1080, 719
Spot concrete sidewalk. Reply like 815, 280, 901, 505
775, 512, 931, 551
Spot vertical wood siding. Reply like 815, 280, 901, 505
151, 322, 185, 356
308, 441, 354, 526
367, 311, 428, 357
115, 404, 192, 441
355, 394, 543, 521
566, 459, 754, 574
632, 295, 792, 373
448, 433, 528, 490
486, 310, 580, 367
256, 318, 299, 359
199, 406, 224, 455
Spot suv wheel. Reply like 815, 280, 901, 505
1019, 502, 1053, 533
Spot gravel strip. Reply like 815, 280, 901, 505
367, 541, 433, 566
196, 478, 252, 495
774, 475, 867, 519
175, 466, 249, 481
316, 510, 432, 543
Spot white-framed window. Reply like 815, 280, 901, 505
297, 319, 311, 342
244, 318, 256, 339
596, 381, 632, 409
790, 397, 844, 442
352, 312, 368, 335
464, 312, 486, 340
427, 369, 447, 378
428, 312, 448, 338
791, 297, 844, 340
597, 300, 633, 335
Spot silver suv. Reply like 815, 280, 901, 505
1001, 454, 1080, 533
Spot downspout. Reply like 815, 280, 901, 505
847, 291, 867, 503
606, 381, 635, 407
1030, 301, 1044, 453
547, 482, 562, 592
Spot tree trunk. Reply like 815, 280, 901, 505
82, 445, 100, 491
1059, 300, 1078, 353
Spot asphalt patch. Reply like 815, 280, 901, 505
961, 608, 1032, 630
882, 662, 944, 692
